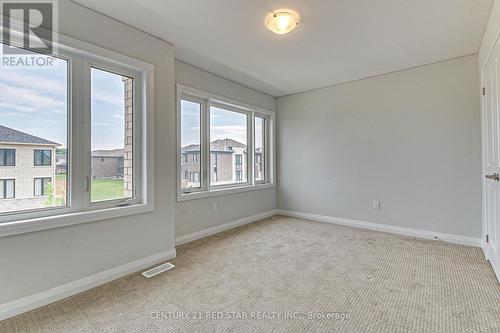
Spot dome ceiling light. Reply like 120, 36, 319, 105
265, 10, 300, 35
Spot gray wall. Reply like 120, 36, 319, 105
0, 0, 176, 304
277, 55, 482, 238
175, 60, 276, 237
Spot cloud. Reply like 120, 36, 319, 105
92, 89, 124, 107
210, 125, 246, 143
0, 70, 67, 97
0, 101, 36, 113
93, 122, 110, 126
0, 82, 66, 114
113, 114, 124, 119
43, 119, 61, 124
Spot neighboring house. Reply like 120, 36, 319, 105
181, 138, 251, 188
0, 125, 58, 212
255, 147, 264, 181
91, 149, 124, 179
56, 151, 67, 174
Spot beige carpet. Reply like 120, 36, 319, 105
2, 215, 500, 332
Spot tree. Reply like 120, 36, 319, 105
44, 182, 64, 207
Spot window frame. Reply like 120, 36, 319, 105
178, 95, 206, 194
0, 149, 16, 166
87, 64, 140, 208
0, 179, 15, 199
177, 84, 275, 201
34, 149, 52, 166
34, 177, 52, 197
208, 101, 252, 189
0, 28, 155, 237
254, 113, 270, 185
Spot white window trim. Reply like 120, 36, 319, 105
0, 29, 155, 237
177, 84, 276, 202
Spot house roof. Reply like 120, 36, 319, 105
91, 149, 124, 158
0, 125, 59, 146
182, 138, 246, 153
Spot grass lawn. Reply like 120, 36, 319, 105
91, 178, 124, 202
54, 174, 124, 201
56, 173, 67, 181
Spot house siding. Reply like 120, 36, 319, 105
0, 143, 56, 212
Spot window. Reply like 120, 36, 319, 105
235, 154, 242, 167
91, 68, 134, 203
180, 99, 202, 191
0, 149, 15, 166
255, 116, 265, 182
34, 177, 52, 197
210, 106, 248, 186
177, 85, 274, 200
34, 149, 52, 166
0, 179, 15, 199
0, 32, 153, 235
193, 172, 200, 182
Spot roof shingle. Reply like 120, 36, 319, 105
0, 125, 59, 145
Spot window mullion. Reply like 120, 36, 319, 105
70, 56, 90, 211
266, 116, 273, 184
204, 101, 211, 191
249, 112, 255, 185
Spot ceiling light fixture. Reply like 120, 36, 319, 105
265, 10, 300, 35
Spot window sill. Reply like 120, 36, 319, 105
0, 203, 154, 238
177, 183, 275, 202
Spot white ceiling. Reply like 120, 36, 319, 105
74, 0, 493, 97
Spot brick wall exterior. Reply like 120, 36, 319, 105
123, 77, 133, 198
91, 156, 123, 179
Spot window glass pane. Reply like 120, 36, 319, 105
6, 180, 14, 198
210, 106, 247, 186
91, 68, 133, 202
255, 117, 265, 182
43, 150, 51, 165
34, 150, 41, 166
0, 149, 15, 166
34, 178, 42, 196
43, 179, 47, 194
34, 177, 51, 196
0, 181, 4, 199
6, 149, 15, 166
180, 100, 202, 190
0, 46, 68, 213
34, 150, 52, 166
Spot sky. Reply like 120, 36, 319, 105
1, 51, 261, 152
181, 101, 263, 148
0, 53, 126, 150
91, 68, 126, 150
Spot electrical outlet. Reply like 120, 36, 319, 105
211, 201, 217, 213
372, 200, 381, 210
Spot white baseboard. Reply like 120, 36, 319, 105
277, 210, 482, 247
175, 210, 278, 246
0, 248, 176, 321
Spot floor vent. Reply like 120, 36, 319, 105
142, 262, 175, 278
